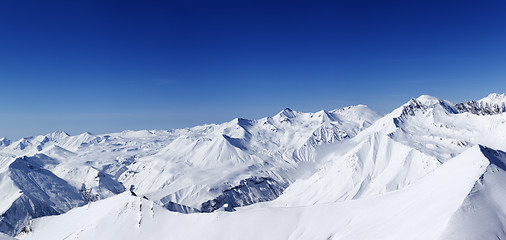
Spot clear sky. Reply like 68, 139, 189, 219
1, 0, 505, 140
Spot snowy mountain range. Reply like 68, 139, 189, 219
2, 93, 506, 239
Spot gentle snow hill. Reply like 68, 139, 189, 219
18, 145, 503, 240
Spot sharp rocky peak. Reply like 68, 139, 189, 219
46, 131, 70, 139
399, 93, 506, 116
277, 108, 297, 118
479, 93, 506, 105
455, 93, 506, 116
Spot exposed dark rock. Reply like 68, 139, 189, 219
200, 176, 287, 213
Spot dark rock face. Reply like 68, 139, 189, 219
402, 99, 427, 117
200, 176, 287, 213
455, 101, 506, 115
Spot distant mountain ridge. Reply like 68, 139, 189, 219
2, 93, 506, 240
0, 104, 381, 237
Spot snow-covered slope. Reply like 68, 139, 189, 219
0, 155, 88, 236
266, 94, 506, 207
0, 233, 15, 240
4, 93, 506, 239
0, 105, 380, 236
270, 133, 441, 206
455, 93, 506, 115
18, 145, 504, 240
439, 146, 506, 240
95, 105, 378, 210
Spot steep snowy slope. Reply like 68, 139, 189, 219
0, 155, 20, 218
389, 94, 506, 160
270, 94, 506, 206
0, 155, 88, 236
439, 146, 506, 240
18, 145, 500, 240
271, 133, 440, 206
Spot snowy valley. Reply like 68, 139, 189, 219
2, 93, 506, 239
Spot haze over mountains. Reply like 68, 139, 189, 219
1, 93, 506, 239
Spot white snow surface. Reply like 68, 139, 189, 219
0, 155, 20, 214
3, 93, 506, 239
0, 105, 380, 234
0, 233, 16, 240
18, 146, 498, 240
480, 93, 506, 105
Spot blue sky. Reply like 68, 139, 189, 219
1, 0, 505, 139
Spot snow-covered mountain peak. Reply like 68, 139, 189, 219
395, 97, 429, 118
231, 117, 254, 127
329, 105, 368, 116
409, 95, 456, 111
275, 107, 298, 119
478, 93, 506, 105
455, 93, 506, 115
392, 95, 458, 120
0, 138, 10, 147
6, 93, 506, 239
46, 131, 70, 138
354, 93, 506, 163
44, 131, 70, 143
270, 106, 380, 128
415, 94, 441, 105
